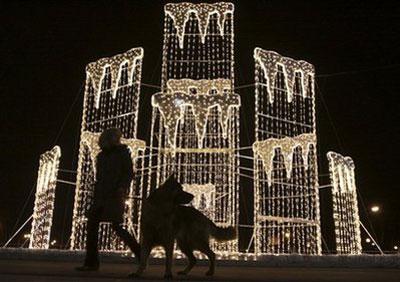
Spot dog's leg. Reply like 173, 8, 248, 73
200, 246, 215, 276
129, 241, 150, 278
177, 245, 196, 275
163, 242, 174, 280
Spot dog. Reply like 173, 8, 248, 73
130, 175, 236, 279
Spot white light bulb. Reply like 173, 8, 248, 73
371, 206, 380, 213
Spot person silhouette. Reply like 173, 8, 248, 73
76, 128, 140, 271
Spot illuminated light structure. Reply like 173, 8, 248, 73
148, 2, 239, 255
70, 47, 146, 251
253, 48, 321, 255
29, 146, 61, 249
327, 151, 362, 255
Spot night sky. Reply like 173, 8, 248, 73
1, 1, 399, 251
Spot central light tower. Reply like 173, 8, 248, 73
148, 2, 240, 255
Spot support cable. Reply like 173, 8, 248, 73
3, 216, 32, 248
360, 221, 384, 255
4, 83, 84, 248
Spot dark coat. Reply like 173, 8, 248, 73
91, 144, 134, 223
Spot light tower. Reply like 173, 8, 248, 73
253, 48, 322, 255
70, 48, 146, 251
148, 2, 240, 255
29, 146, 61, 249
327, 151, 362, 254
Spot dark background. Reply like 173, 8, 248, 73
1, 0, 399, 252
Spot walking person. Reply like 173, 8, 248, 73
76, 128, 140, 271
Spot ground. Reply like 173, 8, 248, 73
1, 259, 400, 282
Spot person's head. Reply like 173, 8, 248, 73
98, 128, 122, 150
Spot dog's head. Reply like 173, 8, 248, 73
148, 174, 194, 206
163, 175, 194, 205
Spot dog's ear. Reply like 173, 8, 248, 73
165, 174, 176, 184
160, 174, 175, 190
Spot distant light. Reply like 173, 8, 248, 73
394, 246, 398, 250
365, 238, 371, 243
370, 205, 380, 213
284, 232, 290, 239
50, 240, 57, 246
174, 98, 184, 106
372, 242, 376, 246
23, 233, 30, 239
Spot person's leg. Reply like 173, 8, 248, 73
83, 209, 101, 267
112, 222, 141, 262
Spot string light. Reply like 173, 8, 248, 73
70, 47, 146, 251
253, 48, 321, 255
29, 146, 61, 249
327, 151, 362, 255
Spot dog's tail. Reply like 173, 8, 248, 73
210, 223, 237, 242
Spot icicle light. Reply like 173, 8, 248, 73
253, 133, 316, 182
152, 78, 240, 148
164, 2, 234, 48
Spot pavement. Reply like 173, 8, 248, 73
1, 259, 400, 282
0, 249, 399, 281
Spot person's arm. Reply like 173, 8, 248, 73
96, 152, 104, 183
119, 147, 134, 191
93, 152, 105, 200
